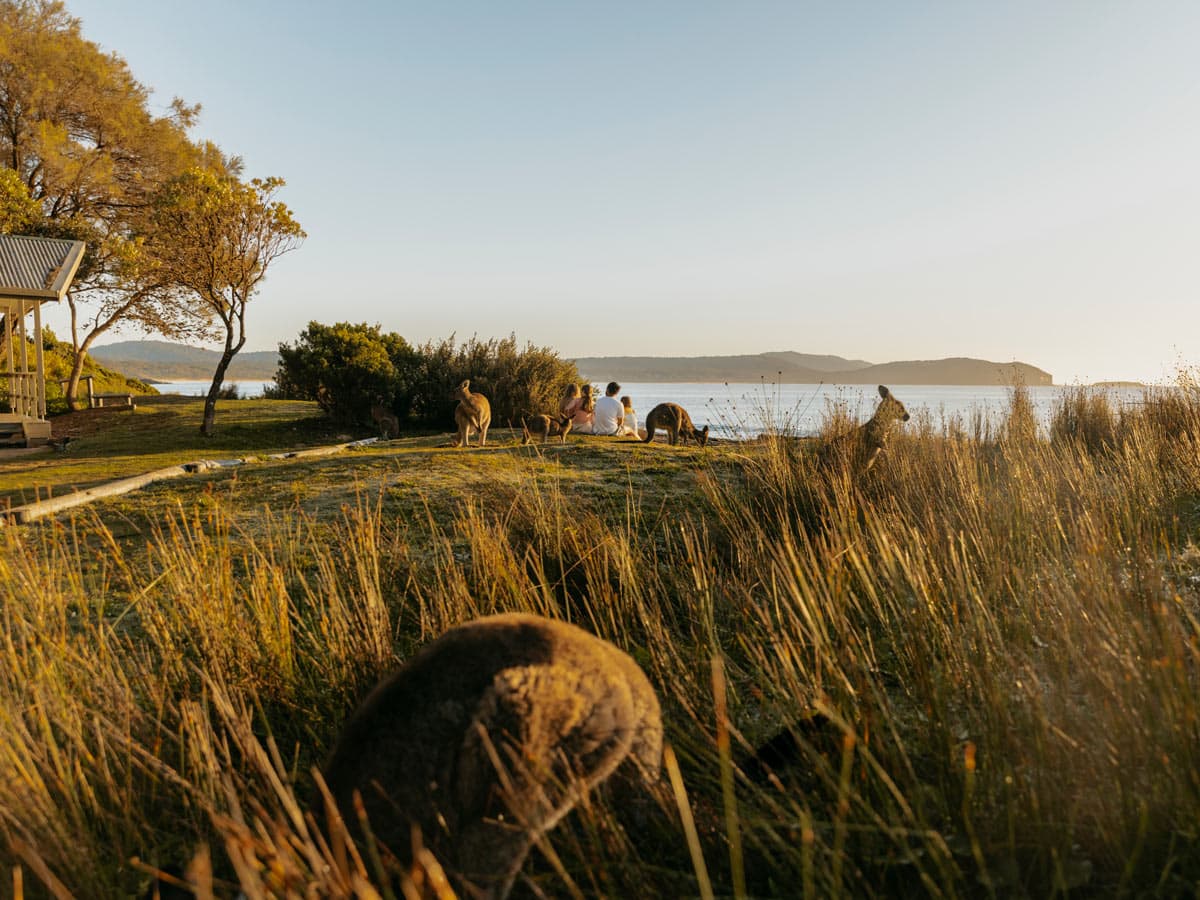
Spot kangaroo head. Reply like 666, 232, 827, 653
874, 385, 910, 427
695, 424, 710, 447
453, 379, 471, 400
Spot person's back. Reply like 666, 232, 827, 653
570, 384, 596, 434
619, 396, 639, 438
593, 381, 624, 435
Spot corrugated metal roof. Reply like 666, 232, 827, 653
0, 235, 86, 299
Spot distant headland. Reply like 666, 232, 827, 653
91, 341, 1054, 387
575, 352, 1053, 387
90, 341, 280, 381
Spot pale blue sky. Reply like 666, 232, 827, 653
55, 1, 1200, 383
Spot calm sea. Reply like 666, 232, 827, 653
158, 380, 1151, 439
615, 383, 1153, 439
157, 379, 275, 399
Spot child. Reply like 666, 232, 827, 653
619, 395, 640, 438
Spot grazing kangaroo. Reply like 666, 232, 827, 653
521, 413, 573, 445
642, 402, 709, 447
821, 384, 910, 472
452, 379, 492, 447
369, 402, 400, 440
319, 613, 663, 899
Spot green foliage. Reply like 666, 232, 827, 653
405, 334, 580, 427
275, 322, 416, 424
273, 327, 580, 430
0, 166, 38, 231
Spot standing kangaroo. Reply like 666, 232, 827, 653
642, 402, 709, 446
821, 384, 911, 472
369, 402, 400, 440
319, 613, 663, 899
453, 379, 491, 447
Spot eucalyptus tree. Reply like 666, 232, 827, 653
149, 169, 304, 435
0, 0, 217, 407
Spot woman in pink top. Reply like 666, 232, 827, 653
562, 383, 595, 434
558, 383, 580, 417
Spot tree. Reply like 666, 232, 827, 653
149, 169, 304, 434
0, 0, 218, 408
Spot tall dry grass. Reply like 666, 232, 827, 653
1, 382, 1199, 896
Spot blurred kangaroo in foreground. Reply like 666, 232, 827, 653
452, 379, 491, 447
821, 384, 910, 472
319, 613, 663, 899
370, 402, 400, 440
521, 412, 572, 444
642, 402, 709, 446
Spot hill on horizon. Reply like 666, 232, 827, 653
89, 341, 1054, 387
573, 351, 873, 384
90, 341, 280, 381
576, 352, 1053, 386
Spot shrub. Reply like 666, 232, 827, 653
275, 325, 580, 431
403, 334, 580, 427
273, 322, 417, 424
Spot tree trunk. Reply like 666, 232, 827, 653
201, 318, 244, 435
66, 295, 82, 411
65, 327, 103, 412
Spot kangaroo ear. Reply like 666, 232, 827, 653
878, 385, 890, 399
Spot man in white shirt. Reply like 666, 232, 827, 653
591, 381, 625, 436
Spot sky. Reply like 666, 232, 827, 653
49, 1, 1200, 384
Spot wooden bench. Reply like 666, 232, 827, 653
55, 376, 136, 409
93, 392, 135, 409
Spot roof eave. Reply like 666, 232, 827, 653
49, 241, 87, 299
0, 288, 59, 302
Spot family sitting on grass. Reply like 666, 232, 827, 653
560, 381, 642, 438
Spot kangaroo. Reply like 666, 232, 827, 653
521, 413, 572, 445
821, 384, 910, 472
369, 402, 400, 440
452, 379, 491, 447
642, 402, 709, 447
319, 613, 663, 899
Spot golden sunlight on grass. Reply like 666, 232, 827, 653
1, 383, 1198, 895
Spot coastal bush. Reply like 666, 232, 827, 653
275, 324, 580, 430
274, 321, 418, 424
404, 333, 580, 426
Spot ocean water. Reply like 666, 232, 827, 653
608, 383, 1149, 439
156, 379, 275, 398
156, 380, 1151, 439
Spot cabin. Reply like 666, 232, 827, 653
0, 235, 86, 447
